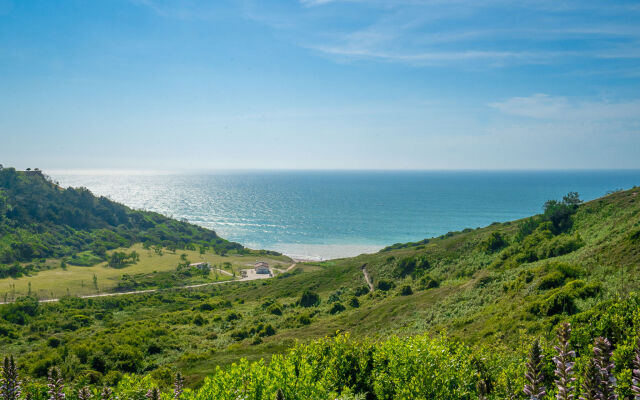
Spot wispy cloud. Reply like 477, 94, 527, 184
247, 0, 640, 68
130, 0, 226, 20
489, 94, 640, 121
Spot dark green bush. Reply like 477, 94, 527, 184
481, 232, 508, 253
298, 314, 311, 325
329, 302, 346, 314
259, 324, 276, 337
377, 280, 395, 291
299, 290, 320, 308
267, 304, 283, 315
418, 275, 439, 289
353, 286, 370, 296
400, 285, 413, 296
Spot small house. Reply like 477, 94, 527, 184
254, 261, 270, 274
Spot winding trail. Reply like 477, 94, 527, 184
361, 264, 374, 292
0, 262, 297, 305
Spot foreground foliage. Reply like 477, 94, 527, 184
3, 315, 640, 399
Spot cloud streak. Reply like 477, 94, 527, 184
247, 0, 640, 68
490, 94, 640, 122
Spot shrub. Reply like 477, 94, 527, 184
299, 290, 320, 308
481, 232, 508, 253
329, 302, 346, 314
258, 324, 276, 337
348, 297, 360, 308
192, 314, 205, 326
394, 256, 430, 278
230, 329, 250, 341
399, 285, 413, 296
267, 304, 283, 316
147, 342, 162, 355
110, 345, 143, 373
353, 286, 370, 297
298, 314, 311, 325
538, 271, 566, 290
537, 234, 584, 259
418, 274, 439, 289
226, 312, 241, 321
377, 280, 395, 292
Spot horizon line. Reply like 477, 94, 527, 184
41, 167, 640, 175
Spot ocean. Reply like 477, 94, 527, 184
52, 170, 640, 260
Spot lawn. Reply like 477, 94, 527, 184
0, 244, 293, 300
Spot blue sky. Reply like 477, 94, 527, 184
1, 0, 639, 170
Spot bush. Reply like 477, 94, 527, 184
329, 302, 346, 314
299, 290, 320, 308
418, 274, 439, 289
353, 286, 370, 297
298, 314, 311, 325
377, 280, 395, 291
259, 324, 276, 337
481, 232, 508, 253
399, 285, 413, 296
192, 314, 206, 326
537, 271, 565, 290
267, 304, 283, 315
226, 312, 241, 321
394, 256, 430, 278
110, 345, 143, 373
231, 329, 250, 341
537, 233, 584, 259
348, 297, 360, 308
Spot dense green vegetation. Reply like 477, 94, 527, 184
1, 166, 639, 399
0, 167, 244, 276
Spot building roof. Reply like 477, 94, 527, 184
254, 261, 269, 267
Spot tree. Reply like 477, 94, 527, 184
563, 192, 583, 206
544, 192, 582, 234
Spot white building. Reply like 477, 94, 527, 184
254, 261, 270, 274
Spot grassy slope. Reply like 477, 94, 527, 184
1, 188, 639, 387
0, 243, 292, 300
174, 188, 640, 380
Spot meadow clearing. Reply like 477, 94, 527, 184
0, 243, 292, 300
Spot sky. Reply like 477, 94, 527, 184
1, 0, 639, 171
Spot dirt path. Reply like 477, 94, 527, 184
362, 264, 374, 292
213, 268, 233, 276
0, 262, 298, 305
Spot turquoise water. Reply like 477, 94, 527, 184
53, 170, 640, 260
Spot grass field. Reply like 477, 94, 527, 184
0, 244, 293, 300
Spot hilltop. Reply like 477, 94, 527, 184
0, 167, 249, 276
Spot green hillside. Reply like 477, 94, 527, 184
1, 174, 640, 399
0, 167, 245, 277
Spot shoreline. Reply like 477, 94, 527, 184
272, 243, 384, 262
